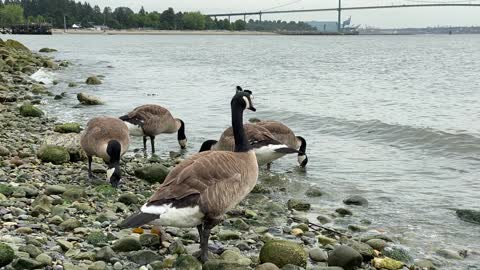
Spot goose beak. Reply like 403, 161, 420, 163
249, 106, 256, 112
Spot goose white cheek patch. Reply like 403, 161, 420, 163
243, 96, 251, 110
106, 168, 115, 182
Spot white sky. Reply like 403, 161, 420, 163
87, 0, 480, 28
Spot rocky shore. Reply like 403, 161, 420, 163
0, 38, 470, 270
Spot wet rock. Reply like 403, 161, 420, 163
45, 185, 67, 195
232, 218, 250, 230
19, 244, 42, 258
87, 231, 108, 246
348, 224, 367, 232
35, 253, 52, 266
335, 208, 352, 216
0, 184, 14, 196
39, 48, 57, 53
60, 218, 81, 231
260, 240, 308, 268
316, 215, 331, 224
86, 76, 102, 85
113, 262, 123, 270
218, 230, 241, 240
372, 257, 404, 270
0, 242, 15, 267
366, 238, 386, 251
19, 103, 44, 117
287, 199, 311, 211
57, 239, 73, 251
139, 233, 160, 248
169, 240, 186, 255
16, 227, 33, 234
129, 250, 158, 265
5, 39, 30, 51
77, 92, 104, 105
37, 145, 70, 164
383, 245, 413, 263
220, 249, 251, 265
256, 263, 280, 270
12, 257, 41, 269
305, 186, 324, 197
112, 237, 141, 252
343, 195, 368, 207
68, 82, 78, 87
202, 259, 246, 270
174, 254, 202, 270
291, 228, 303, 236
317, 235, 337, 246
281, 265, 304, 270
0, 145, 10, 156
348, 241, 375, 260
43, 133, 86, 162
134, 164, 169, 184
118, 192, 138, 205
327, 246, 362, 270
62, 187, 86, 201
435, 248, 463, 260
54, 123, 82, 133
95, 246, 116, 262
456, 209, 480, 225
309, 248, 327, 262
88, 261, 106, 270
414, 259, 436, 270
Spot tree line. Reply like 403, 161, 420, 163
0, 0, 315, 31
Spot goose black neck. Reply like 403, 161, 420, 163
297, 136, 307, 154
231, 99, 251, 152
177, 119, 186, 140
107, 140, 121, 163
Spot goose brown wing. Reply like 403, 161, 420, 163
146, 151, 247, 208
256, 121, 297, 148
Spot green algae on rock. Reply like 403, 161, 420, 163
134, 164, 170, 184
54, 122, 82, 133
0, 242, 15, 267
19, 103, 44, 117
39, 48, 57, 53
37, 145, 70, 164
86, 75, 102, 85
259, 240, 307, 268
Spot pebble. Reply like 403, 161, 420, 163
343, 195, 368, 206
309, 248, 328, 262
113, 262, 123, 270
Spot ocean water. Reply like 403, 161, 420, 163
5, 34, 480, 269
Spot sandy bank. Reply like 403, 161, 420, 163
53, 29, 278, 36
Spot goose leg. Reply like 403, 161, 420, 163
87, 156, 94, 179
197, 224, 204, 244
150, 136, 155, 154
267, 162, 272, 170
199, 218, 221, 263
143, 136, 147, 152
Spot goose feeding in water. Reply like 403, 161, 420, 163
80, 117, 130, 187
121, 88, 258, 263
119, 104, 186, 154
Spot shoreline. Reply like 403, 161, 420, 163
0, 38, 455, 270
53, 29, 278, 36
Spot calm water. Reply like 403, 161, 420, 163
5, 34, 480, 269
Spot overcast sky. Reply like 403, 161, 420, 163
87, 0, 480, 28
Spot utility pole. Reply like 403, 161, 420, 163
259, 11, 262, 22
337, 0, 342, 32
63, 15, 67, 32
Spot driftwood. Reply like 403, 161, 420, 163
291, 216, 351, 238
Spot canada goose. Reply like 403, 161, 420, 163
119, 104, 186, 154
80, 117, 130, 187
253, 120, 308, 167
199, 123, 302, 167
120, 88, 258, 263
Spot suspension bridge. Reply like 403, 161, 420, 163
206, 1, 480, 32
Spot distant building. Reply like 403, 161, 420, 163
307, 21, 338, 33
72, 24, 81, 29
92, 25, 109, 31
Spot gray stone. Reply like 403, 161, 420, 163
218, 230, 241, 240
287, 199, 311, 211
35, 253, 52, 266
435, 249, 463, 260
96, 246, 116, 262
305, 186, 324, 197
134, 164, 169, 184
335, 208, 352, 216
45, 185, 67, 195
343, 195, 368, 206
456, 209, 480, 225
128, 250, 158, 265
168, 240, 186, 255
113, 262, 123, 270
316, 215, 332, 224
12, 257, 41, 269
60, 218, 81, 231
317, 235, 337, 246
174, 254, 202, 270
139, 233, 160, 248
88, 261, 106, 270
0, 145, 10, 156
366, 238, 386, 251
118, 192, 138, 205
19, 244, 42, 258
112, 237, 141, 252
57, 239, 73, 251
281, 265, 304, 270
309, 248, 327, 262
327, 245, 362, 270
256, 263, 280, 270
77, 92, 104, 105
348, 241, 375, 260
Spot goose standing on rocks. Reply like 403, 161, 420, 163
119, 104, 187, 154
121, 88, 258, 263
80, 117, 130, 187
252, 120, 308, 167
199, 123, 304, 168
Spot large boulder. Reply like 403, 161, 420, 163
0, 243, 15, 267
134, 164, 170, 184
86, 76, 102, 85
77, 92, 104, 105
327, 246, 362, 270
112, 237, 141, 252
372, 257, 404, 270
456, 209, 480, 225
287, 199, 310, 211
174, 254, 202, 270
54, 123, 82, 133
43, 133, 86, 162
37, 145, 70, 164
19, 103, 44, 117
343, 195, 368, 207
5, 39, 30, 51
259, 240, 307, 268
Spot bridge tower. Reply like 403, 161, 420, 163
337, 0, 342, 32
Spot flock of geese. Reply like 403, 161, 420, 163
79, 87, 308, 262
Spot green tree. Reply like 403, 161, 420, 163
233, 19, 246, 31
182, 11, 205, 30
0, 4, 24, 26
160, 7, 175, 29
